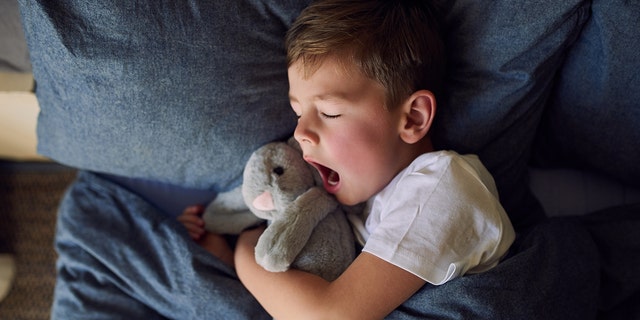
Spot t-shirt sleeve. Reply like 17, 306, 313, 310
362, 155, 515, 285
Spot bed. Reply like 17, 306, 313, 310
5, 0, 640, 318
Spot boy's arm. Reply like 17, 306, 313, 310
235, 226, 426, 320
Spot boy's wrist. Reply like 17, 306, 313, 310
199, 232, 235, 267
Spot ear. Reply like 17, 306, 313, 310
399, 90, 436, 144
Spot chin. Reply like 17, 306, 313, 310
335, 194, 364, 206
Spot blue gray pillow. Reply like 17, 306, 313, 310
433, 0, 590, 228
532, 0, 640, 187
20, 0, 311, 192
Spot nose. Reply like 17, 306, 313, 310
293, 114, 319, 145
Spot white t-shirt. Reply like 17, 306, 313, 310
348, 151, 515, 285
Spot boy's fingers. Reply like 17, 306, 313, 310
179, 205, 207, 240
188, 230, 204, 240
182, 205, 204, 216
177, 214, 204, 226
182, 223, 205, 239
183, 221, 202, 231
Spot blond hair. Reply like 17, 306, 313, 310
286, 0, 445, 110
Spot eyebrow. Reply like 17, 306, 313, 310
289, 92, 350, 103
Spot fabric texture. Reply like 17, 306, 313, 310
52, 171, 271, 319
355, 151, 515, 285
19, 0, 311, 191
432, 0, 590, 230
532, 0, 640, 187
389, 217, 602, 320
574, 204, 640, 320
53, 172, 624, 319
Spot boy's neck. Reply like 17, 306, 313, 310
416, 136, 435, 156
398, 137, 435, 173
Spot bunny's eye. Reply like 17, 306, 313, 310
273, 166, 284, 175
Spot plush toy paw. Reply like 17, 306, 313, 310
254, 244, 292, 273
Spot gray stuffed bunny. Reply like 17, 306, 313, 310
203, 139, 355, 281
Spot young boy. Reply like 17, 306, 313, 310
180, 0, 515, 318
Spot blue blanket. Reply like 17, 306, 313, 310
51, 171, 640, 319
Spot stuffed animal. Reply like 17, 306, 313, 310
203, 139, 356, 281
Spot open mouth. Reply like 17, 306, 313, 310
308, 161, 340, 193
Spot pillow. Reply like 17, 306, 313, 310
19, 0, 312, 192
432, 0, 590, 230
532, 0, 640, 187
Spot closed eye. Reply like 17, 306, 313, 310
321, 113, 341, 119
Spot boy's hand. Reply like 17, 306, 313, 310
177, 205, 206, 240
178, 204, 235, 267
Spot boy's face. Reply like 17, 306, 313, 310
288, 57, 410, 205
